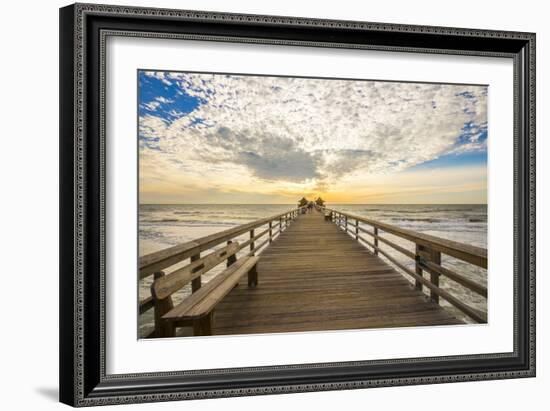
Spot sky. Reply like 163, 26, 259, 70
138, 70, 488, 204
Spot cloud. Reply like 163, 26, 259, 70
138, 71, 488, 201
142, 101, 160, 111
155, 96, 173, 104
237, 148, 320, 181
322, 149, 380, 176
203, 128, 321, 181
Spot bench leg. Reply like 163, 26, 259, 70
154, 298, 175, 338
152, 271, 175, 338
248, 264, 258, 287
156, 320, 175, 338
193, 312, 214, 336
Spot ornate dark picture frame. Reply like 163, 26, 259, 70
59, 3, 535, 407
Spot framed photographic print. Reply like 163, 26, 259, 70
59, 3, 536, 407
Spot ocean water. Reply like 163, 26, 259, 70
139, 204, 487, 336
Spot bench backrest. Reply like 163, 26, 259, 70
151, 241, 240, 300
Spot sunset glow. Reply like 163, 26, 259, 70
139, 71, 487, 204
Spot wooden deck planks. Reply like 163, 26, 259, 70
211, 210, 462, 335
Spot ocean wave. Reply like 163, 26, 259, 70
350, 207, 484, 214
141, 218, 180, 223
173, 211, 200, 215
141, 218, 243, 226
183, 220, 239, 226
392, 217, 441, 223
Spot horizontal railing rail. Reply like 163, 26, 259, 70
139, 206, 304, 337
321, 206, 487, 323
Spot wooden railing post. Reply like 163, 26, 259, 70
414, 245, 423, 291
227, 240, 237, 267
427, 248, 441, 303
374, 227, 379, 255
415, 245, 441, 303
191, 253, 201, 292
280, 216, 283, 231
355, 220, 359, 240
250, 229, 255, 256
269, 221, 273, 243
248, 264, 258, 287
345, 216, 348, 231
152, 271, 175, 338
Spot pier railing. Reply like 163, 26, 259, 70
139, 207, 303, 337
322, 206, 488, 323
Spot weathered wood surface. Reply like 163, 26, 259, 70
210, 211, 461, 336
163, 256, 260, 322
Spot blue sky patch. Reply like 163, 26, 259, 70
410, 120, 487, 170
457, 121, 488, 145
410, 150, 487, 170
138, 71, 202, 121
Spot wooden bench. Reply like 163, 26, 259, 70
150, 241, 259, 337
324, 211, 332, 221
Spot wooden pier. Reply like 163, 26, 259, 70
212, 210, 460, 335
140, 206, 487, 338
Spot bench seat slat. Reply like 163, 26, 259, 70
162, 260, 245, 320
163, 256, 259, 321
188, 257, 258, 317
